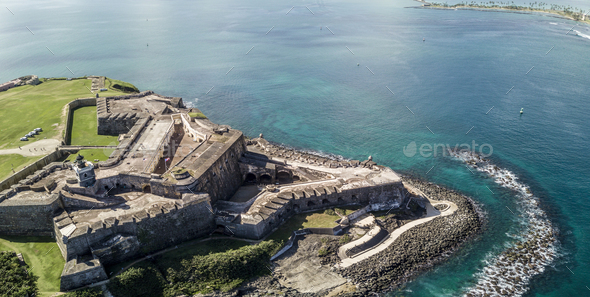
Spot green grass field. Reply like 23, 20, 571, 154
0, 236, 65, 297
65, 148, 114, 163
266, 210, 344, 243
0, 154, 42, 181
70, 106, 119, 146
0, 79, 127, 150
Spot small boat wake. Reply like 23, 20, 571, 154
450, 150, 558, 297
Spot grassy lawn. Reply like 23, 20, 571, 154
65, 148, 114, 163
0, 236, 65, 297
266, 210, 342, 243
0, 79, 126, 150
70, 106, 119, 146
0, 154, 42, 181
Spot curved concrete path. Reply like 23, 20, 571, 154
338, 198, 458, 268
0, 139, 60, 157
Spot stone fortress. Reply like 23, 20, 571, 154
0, 90, 409, 291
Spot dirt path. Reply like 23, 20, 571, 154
0, 139, 61, 157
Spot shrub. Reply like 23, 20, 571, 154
165, 240, 279, 295
0, 252, 38, 297
63, 287, 104, 297
318, 248, 329, 257
324, 209, 336, 216
107, 264, 167, 297
339, 234, 352, 245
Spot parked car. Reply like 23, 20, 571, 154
20, 137, 28, 141
34, 128, 42, 132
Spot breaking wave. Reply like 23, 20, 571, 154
450, 150, 558, 297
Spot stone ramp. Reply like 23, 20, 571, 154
338, 198, 458, 268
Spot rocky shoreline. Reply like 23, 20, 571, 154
335, 176, 485, 296
197, 176, 485, 297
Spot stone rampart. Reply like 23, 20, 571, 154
60, 258, 108, 291
54, 193, 215, 264
190, 131, 246, 203
0, 151, 65, 191
0, 193, 61, 236
96, 91, 155, 135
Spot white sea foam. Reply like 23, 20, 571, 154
450, 150, 558, 297
573, 30, 590, 41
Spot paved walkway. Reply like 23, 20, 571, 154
0, 139, 61, 157
338, 197, 458, 268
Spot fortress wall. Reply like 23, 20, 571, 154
97, 117, 150, 169
64, 98, 97, 145
135, 195, 215, 254
144, 120, 175, 173
0, 151, 64, 191
150, 179, 180, 199
193, 131, 246, 204
229, 182, 404, 239
0, 194, 61, 236
60, 258, 108, 291
57, 194, 215, 263
96, 91, 154, 135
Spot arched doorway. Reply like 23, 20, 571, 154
292, 175, 300, 181
307, 200, 316, 207
244, 173, 257, 184
277, 171, 291, 184
142, 185, 151, 193
322, 199, 330, 205
260, 174, 272, 184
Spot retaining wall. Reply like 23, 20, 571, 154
64, 98, 97, 145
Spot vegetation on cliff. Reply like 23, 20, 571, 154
0, 251, 38, 297
188, 112, 208, 119
106, 240, 280, 297
430, 1, 590, 23
105, 78, 139, 93
62, 287, 104, 297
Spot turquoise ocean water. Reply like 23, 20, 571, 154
1, 0, 589, 296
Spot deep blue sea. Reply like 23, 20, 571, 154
1, 0, 589, 296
